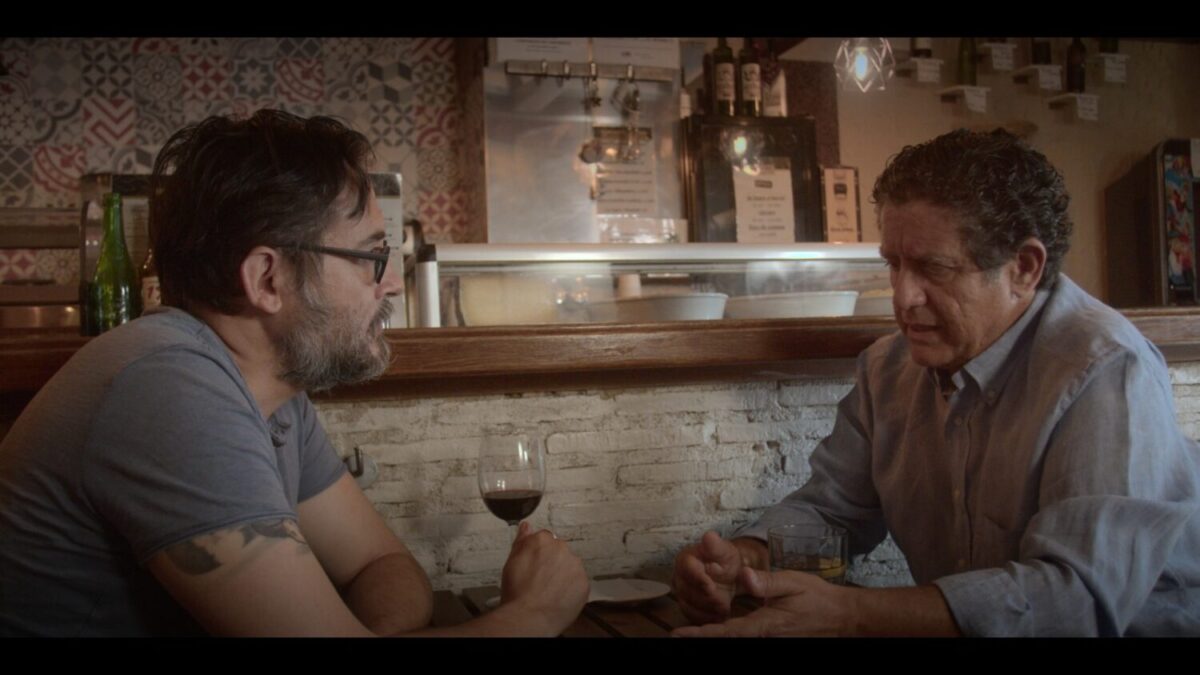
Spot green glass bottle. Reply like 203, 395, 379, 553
85, 192, 140, 335
957, 37, 978, 86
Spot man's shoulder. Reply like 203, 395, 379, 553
75, 307, 232, 376
41, 307, 247, 415
1033, 276, 1157, 369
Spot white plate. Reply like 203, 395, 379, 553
587, 578, 671, 606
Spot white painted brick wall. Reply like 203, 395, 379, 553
313, 363, 1200, 593
547, 424, 711, 455
779, 380, 854, 407
551, 496, 707, 528
616, 461, 704, 486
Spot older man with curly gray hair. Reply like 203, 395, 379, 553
672, 129, 1200, 637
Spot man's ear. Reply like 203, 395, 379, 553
239, 246, 287, 315
1011, 238, 1047, 296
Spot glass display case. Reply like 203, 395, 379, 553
406, 243, 890, 328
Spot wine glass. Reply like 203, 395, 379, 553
478, 433, 545, 542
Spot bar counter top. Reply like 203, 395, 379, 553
5, 307, 1200, 401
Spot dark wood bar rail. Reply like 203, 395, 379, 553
5, 308, 1200, 402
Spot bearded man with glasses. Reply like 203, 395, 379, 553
0, 110, 589, 637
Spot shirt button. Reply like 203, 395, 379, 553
957, 558, 967, 569
953, 489, 962, 499
954, 416, 963, 426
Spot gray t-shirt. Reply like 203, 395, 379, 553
0, 307, 346, 636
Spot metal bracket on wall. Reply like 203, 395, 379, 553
344, 447, 379, 490
504, 59, 676, 83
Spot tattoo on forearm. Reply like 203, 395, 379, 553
164, 518, 310, 576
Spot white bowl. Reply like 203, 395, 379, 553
725, 291, 859, 319
459, 274, 568, 326
588, 293, 728, 323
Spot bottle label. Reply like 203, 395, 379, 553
916, 59, 940, 83
986, 43, 1016, 71
1101, 54, 1127, 83
964, 87, 988, 113
1037, 65, 1062, 90
740, 64, 762, 101
141, 275, 161, 312
1075, 93, 1099, 121
715, 63, 736, 102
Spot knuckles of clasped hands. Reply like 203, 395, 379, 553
668, 530, 844, 638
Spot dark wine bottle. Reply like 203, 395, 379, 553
713, 37, 736, 116
738, 38, 762, 117
911, 37, 933, 58
1031, 37, 1052, 65
957, 37, 978, 86
1066, 37, 1086, 92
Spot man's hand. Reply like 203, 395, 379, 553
671, 531, 759, 624
497, 522, 590, 636
673, 566, 852, 637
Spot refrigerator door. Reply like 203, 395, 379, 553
1105, 138, 1198, 307
682, 115, 823, 244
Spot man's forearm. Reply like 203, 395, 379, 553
844, 585, 962, 636
342, 550, 434, 636
403, 602, 561, 637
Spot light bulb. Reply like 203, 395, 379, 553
853, 49, 870, 81
732, 135, 748, 157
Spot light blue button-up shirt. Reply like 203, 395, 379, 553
738, 275, 1200, 636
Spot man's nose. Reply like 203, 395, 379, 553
892, 268, 926, 312
377, 251, 404, 298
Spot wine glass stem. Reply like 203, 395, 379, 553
509, 521, 520, 543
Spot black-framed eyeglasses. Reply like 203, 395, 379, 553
297, 244, 391, 284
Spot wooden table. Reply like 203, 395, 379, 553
430, 568, 758, 637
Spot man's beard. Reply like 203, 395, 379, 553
278, 283, 393, 392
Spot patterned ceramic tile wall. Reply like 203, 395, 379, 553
0, 36, 472, 280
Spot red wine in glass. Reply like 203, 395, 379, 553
478, 434, 546, 539
478, 434, 546, 610
482, 489, 543, 523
